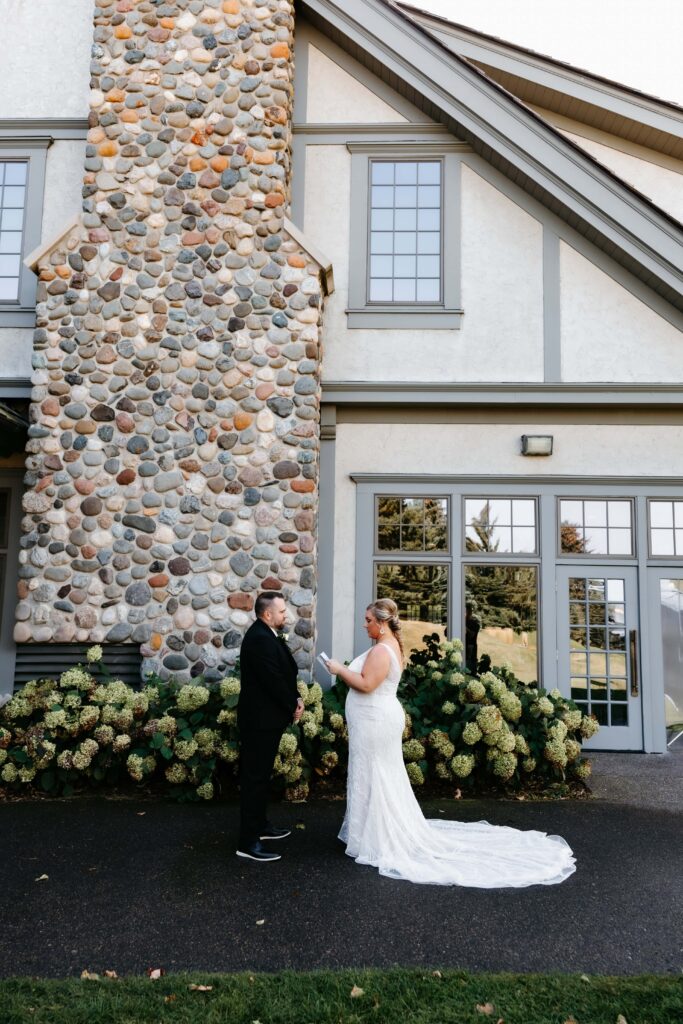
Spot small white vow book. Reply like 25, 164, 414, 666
317, 651, 332, 672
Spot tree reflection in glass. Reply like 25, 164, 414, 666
376, 562, 448, 658
464, 565, 538, 683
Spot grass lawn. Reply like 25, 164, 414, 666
0, 969, 681, 1024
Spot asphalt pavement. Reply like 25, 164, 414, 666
1, 754, 681, 978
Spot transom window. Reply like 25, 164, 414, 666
465, 497, 537, 554
376, 496, 448, 552
369, 160, 442, 304
559, 499, 633, 556
649, 500, 683, 557
0, 161, 28, 302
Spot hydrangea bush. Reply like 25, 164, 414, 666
397, 636, 596, 789
0, 638, 596, 801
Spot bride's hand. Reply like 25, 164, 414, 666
325, 658, 344, 677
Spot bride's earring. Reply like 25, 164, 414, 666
379, 627, 385, 635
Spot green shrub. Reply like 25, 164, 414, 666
397, 637, 596, 789
0, 638, 596, 802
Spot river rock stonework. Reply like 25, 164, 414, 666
16, 0, 325, 681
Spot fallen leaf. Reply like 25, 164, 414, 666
350, 985, 364, 998
616, 1018, 628, 1024
146, 967, 165, 980
103, 970, 118, 979
248, 976, 255, 984
454, 789, 462, 800
295, 821, 306, 830
476, 1003, 495, 1015
432, 970, 442, 978
256, 919, 265, 925
164, 995, 176, 1004
580, 974, 591, 983
80, 970, 100, 981
562, 1018, 578, 1024
188, 984, 213, 992
34, 874, 49, 882
137, 812, 146, 817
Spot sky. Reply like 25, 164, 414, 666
406, 0, 682, 104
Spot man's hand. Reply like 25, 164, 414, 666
293, 697, 304, 722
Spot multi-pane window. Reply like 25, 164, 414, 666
649, 500, 683, 557
559, 499, 633, 556
465, 498, 537, 554
374, 495, 449, 657
462, 496, 540, 681
0, 162, 28, 302
369, 160, 441, 304
568, 577, 628, 727
376, 496, 448, 552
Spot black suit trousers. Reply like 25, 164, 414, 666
238, 727, 284, 847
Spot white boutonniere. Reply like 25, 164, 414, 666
277, 631, 290, 643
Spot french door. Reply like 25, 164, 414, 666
556, 566, 642, 750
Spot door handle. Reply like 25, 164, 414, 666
629, 628, 639, 697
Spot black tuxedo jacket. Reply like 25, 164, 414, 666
237, 617, 299, 733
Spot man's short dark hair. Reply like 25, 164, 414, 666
255, 591, 284, 618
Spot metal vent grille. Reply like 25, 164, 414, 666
14, 644, 143, 689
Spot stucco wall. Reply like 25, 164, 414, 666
0, 0, 91, 119
560, 243, 683, 383
330, 420, 683, 656
561, 131, 683, 224
41, 141, 87, 242
305, 45, 409, 123
304, 147, 544, 383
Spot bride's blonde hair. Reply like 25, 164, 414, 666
367, 598, 404, 659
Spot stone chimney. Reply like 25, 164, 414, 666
16, 0, 324, 681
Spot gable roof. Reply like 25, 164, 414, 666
400, 2, 683, 160
299, 0, 683, 314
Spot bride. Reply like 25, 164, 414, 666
325, 599, 576, 888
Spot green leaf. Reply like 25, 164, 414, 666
160, 745, 174, 761
40, 770, 56, 792
13, 749, 29, 764
179, 728, 193, 741
224, 694, 239, 710
150, 732, 165, 749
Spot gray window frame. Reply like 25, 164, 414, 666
556, 496, 637, 560
0, 139, 50, 328
462, 494, 539, 557
346, 143, 463, 328
646, 498, 683, 560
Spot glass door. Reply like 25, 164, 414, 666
647, 570, 683, 751
556, 566, 642, 750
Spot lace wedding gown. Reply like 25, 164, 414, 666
339, 644, 576, 887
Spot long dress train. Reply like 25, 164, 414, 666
339, 643, 576, 887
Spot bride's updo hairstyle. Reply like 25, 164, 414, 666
367, 598, 404, 658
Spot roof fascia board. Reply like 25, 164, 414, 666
407, 14, 683, 146
300, 0, 682, 303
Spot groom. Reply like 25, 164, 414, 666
236, 592, 303, 862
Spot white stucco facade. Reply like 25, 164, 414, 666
0, 0, 91, 119
331, 420, 683, 658
560, 243, 683, 383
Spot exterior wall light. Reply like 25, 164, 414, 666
521, 434, 553, 456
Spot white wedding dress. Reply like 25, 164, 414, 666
339, 644, 576, 887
